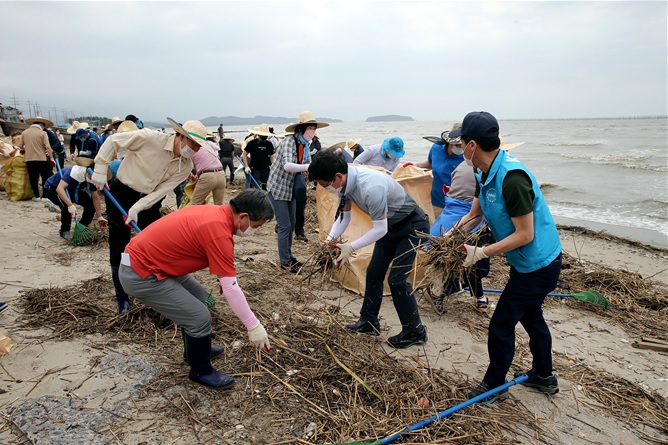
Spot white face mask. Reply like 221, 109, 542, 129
463, 142, 476, 166
180, 144, 195, 159
235, 216, 256, 237
324, 185, 342, 194
450, 145, 464, 156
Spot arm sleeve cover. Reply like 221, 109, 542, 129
218, 276, 260, 330
326, 210, 351, 242
283, 162, 309, 173
351, 218, 388, 250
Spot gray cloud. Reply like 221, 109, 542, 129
1, 1, 665, 123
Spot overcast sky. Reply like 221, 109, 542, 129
1, 1, 666, 123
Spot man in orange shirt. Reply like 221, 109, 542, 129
118, 190, 274, 388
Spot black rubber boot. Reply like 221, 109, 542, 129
182, 328, 224, 361
111, 266, 130, 314
184, 333, 234, 388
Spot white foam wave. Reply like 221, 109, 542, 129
551, 205, 668, 238
544, 140, 604, 147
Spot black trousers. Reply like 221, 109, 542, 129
44, 187, 95, 233
106, 179, 164, 268
483, 254, 562, 387
26, 160, 53, 198
360, 209, 430, 332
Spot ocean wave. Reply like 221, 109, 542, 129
538, 182, 560, 190
558, 153, 666, 171
551, 205, 668, 237
621, 163, 668, 172
544, 140, 604, 147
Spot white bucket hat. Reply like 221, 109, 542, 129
285, 110, 330, 133
166, 117, 208, 147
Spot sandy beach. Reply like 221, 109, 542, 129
0, 173, 666, 444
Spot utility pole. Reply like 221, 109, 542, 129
26, 99, 32, 118
10, 94, 19, 109
52, 107, 59, 124
34, 103, 41, 117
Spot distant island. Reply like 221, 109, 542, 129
199, 115, 343, 126
366, 115, 415, 122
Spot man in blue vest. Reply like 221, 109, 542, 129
448, 111, 562, 403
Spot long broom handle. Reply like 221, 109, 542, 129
380, 375, 528, 445
235, 155, 263, 190
473, 288, 573, 298
87, 168, 142, 233
53, 157, 72, 202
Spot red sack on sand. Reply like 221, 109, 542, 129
2, 155, 34, 201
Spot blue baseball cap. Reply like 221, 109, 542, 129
448, 111, 499, 139
381, 136, 405, 158
74, 128, 89, 139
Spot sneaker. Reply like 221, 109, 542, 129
31, 197, 41, 202
0, 302, 8, 314
514, 370, 559, 394
59, 230, 72, 241
476, 297, 489, 312
40, 197, 50, 202
295, 234, 309, 242
468, 381, 509, 404
387, 327, 427, 349
345, 319, 381, 336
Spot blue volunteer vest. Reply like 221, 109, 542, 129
475, 150, 561, 273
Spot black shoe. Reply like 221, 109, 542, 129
468, 381, 509, 404
345, 319, 381, 336
295, 234, 309, 242
387, 327, 427, 348
514, 370, 559, 394
280, 258, 303, 274
184, 333, 234, 388
0, 302, 7, 314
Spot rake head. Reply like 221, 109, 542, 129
71, 220, 96, 246
571, 290, 609, 309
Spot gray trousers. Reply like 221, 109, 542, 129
118, 264, 212, 337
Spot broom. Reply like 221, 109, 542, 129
54, 158, 95, 246
235, 155, 266, 191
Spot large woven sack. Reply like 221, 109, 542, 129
179, 178, 213, 208
2, 155, 33, 201
316, 164, 433, 295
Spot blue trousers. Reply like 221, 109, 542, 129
360, 210, 430, 332
483, 254, 562, 387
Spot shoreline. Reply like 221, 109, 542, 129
554, 215, 668, 250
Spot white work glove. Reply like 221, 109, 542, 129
97, 216, 108, 228
90, 172, 107, 189
67, 205, 77, 218
334, 242, 355, 268
124, 207, 139, 227
244, 166, 251, 174
248, 323, 271, 351
463, 244, 489, 267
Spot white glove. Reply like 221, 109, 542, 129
463, 244, 489, 267
244, 166, 251, 174
124, 207, 139, 227
97, 216, 108, 228
334, 242, 355, 268
90, 171, 107, 189
248, 323, 271, 351
67, 205, 77, 218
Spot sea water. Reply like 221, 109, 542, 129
216, 118, 668, 247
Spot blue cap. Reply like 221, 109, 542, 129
449, 111, 499, 139
74, 128, 89, 139
381, 136, 405, 158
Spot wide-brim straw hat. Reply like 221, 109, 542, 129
166, 117, 208, 147
284, 110, 330, 133
222, 133, 235, 142
25, 116, 54, 128
67, 121, 91, 134
345, 138, 361, 150
248, 123, 272, 137
329, 141, 346, 151
117, 120, 139, 133
110, 116, 123, 126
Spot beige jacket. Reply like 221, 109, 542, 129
20, 125, 52, 162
